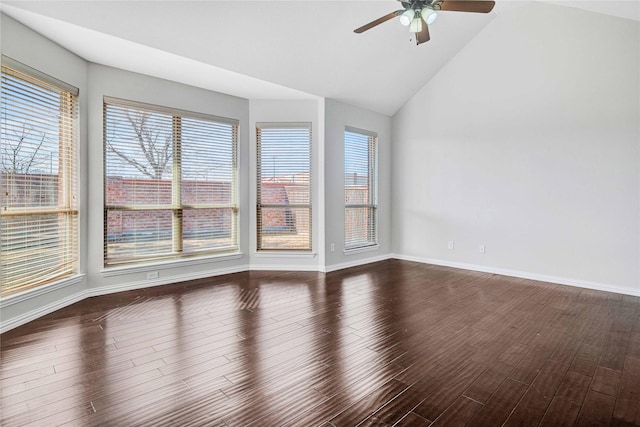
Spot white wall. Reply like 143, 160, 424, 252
1, 14, 89, 328
392, 2, 640, 294
87, 64, 251, 291
324, 99, 392, 270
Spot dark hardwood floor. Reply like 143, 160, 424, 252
2, 259, 640, 426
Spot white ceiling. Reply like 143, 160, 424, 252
2, 1, 638, 116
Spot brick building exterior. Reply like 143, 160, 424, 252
4, 173, 369, 245
105, 177, 234, 240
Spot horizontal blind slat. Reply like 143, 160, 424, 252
1, 65, 79, 296
344, 130, 377, 250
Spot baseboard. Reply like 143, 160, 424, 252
4, 254, 637, 334
87, 264, 251, 297
248, 264, 321, 272
1, 265, 249, 334
323, 254, 393, 273
1, 274, 85, 308
392, 254, 640, 297
0, 290, 88, 334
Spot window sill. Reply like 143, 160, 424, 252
344, 244, 379, 256
101, 252, 244, 277
1, 274, 86, 308
253, 252, 316, 259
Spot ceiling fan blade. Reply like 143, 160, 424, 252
436, 0, 495, 13
416, 20, 430, 45
354, 11, 399, 33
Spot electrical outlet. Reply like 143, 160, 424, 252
330, 243, 335, 252
479, 245, 486, 254
147, 271, 159, 279
448, 241, 455, 250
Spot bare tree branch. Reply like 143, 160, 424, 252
105, 110, 172, 180
24, 133, 46, 173
1, 123, 48, 174
106, 140, 155, 178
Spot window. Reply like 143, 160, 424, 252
256, 123, 312, 251
344, 127, 377, 250
1, 58, 79, 295
104, 97, 238, 266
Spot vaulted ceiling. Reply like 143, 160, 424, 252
2, 1, 638, 116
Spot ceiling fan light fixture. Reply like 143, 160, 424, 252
409, 16, 423, 33
399, 9, 415, 26
422, 8, 438, 25
354, 0, 496, 45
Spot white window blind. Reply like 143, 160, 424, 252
1, 61, 79, 296
256, 123, 312, 251
104, 97, 238, 266
345, 127, 377, 250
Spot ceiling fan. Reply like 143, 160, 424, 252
354, 0, 495, 45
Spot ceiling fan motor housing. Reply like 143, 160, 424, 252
400, 0, 441, 12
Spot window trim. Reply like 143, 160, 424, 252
103, 97, 239, 126
101, 252, 244, 277
1, 55, 79, 96
103, 96, 240, 267
344, 126, 378, 252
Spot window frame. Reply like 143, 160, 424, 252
256, 122, 312, 252
103, 96, 239, 267
344, 126, 378, 252
0, 56, 80, 296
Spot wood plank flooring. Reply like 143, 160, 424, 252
2, 259, 640, 426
